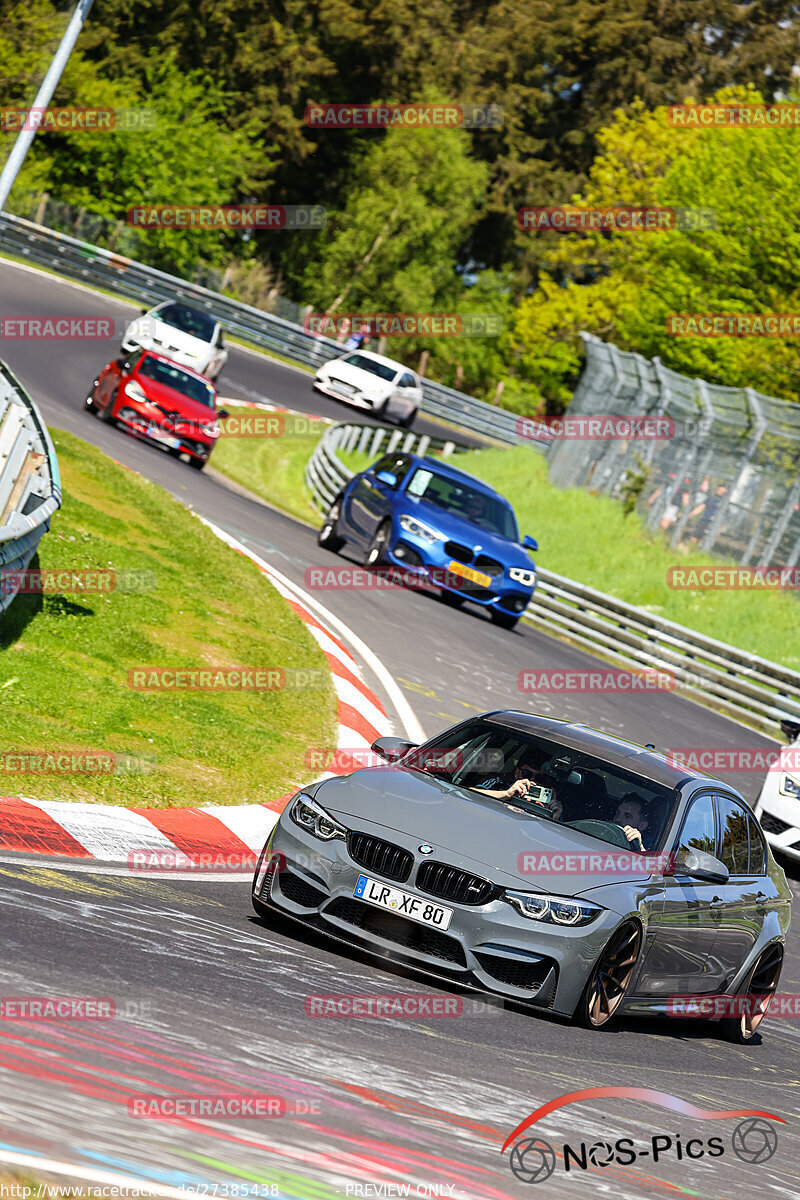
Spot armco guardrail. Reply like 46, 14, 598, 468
307, 423, 800, 736
0, 361, 61, 613
0, 212, 521, 444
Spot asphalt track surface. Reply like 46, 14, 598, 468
1, 258, 798, 1199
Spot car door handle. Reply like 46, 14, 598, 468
709, 896, 725, 915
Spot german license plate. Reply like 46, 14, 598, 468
147, 423, 180, 449
354, 874, 453, 930
447, 560, 492, 588
331, 381, 355, 395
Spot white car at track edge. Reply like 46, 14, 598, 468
121, 301, 228, 382
314, 350, 423, 427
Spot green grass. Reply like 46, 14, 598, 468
211, 412, 325, 525
1, 428, 337, 807
338, 443, 800, 669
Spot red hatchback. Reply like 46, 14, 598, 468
85, 350, 229, 469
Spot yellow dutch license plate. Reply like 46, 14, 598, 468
447, 560, 492, 588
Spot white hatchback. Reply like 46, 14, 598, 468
314, 350, 423, 427
121, 301, 228, 382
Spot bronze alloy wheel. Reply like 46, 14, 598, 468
721, 943, 783, 1044
578, 921, 642, 1029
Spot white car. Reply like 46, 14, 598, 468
754, 716, 800, 860
314, 350, 423, 427
121, 301, 228, 382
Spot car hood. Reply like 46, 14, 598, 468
323, 361, 395, 393
312, 767, 655, 894
130, 317, 212, 360
401, 496, 532, 568
130, 373, 217, 424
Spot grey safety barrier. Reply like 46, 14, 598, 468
0, 212, 521, 444
306, 423, 800, 737
0, 361, 61, 613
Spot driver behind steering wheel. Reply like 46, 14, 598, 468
613, 792, 650, 851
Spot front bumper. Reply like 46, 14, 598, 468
113, 401, 215, 463
255, 815, 622, 1018
755, 788, 800, 861
385, 532, 534, 618
313, 377, 384, 411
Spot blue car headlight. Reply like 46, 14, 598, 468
779, 774, 800, 799
503, 890, 603, 927
290, 793, 347, 841
509, 566, 536, 587
398, 514, 445, 545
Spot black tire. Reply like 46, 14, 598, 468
318, 497, 345, 552
490, 610, 519, 631
574, 920, 642, 1029
439, 590, 465, 608
365, 520, 391, 567
101, 391, 117, 424
720, 943, 783, 1044
188, 456, 206, 470
397, 409, 415, 429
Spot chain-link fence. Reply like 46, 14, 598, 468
546, 334, 800, 567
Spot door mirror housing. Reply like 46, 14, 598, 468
217, 409, 230, 420
371, 736, 419, 763
779, 716, 800, 743
522, 534, 538, 552
667, 847, 729, 883
375, 471, 398, 488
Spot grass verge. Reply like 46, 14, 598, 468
1, 427, 337, 807
331, 443, 800, 669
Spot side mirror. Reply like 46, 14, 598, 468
779, 717, 800, 743
375, 471, 398, 488
523, 534, 538, 552
140, 308, 149, 315
371, 736, 419, 763
117, 359, 132, 372
667, 847, 729, 883
217, 409, 230, 420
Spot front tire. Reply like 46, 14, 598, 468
365, 520, 391, 567
720, 943, 783, 1044
574, 920, 642, 1029
490, 610, 519, 630
318, 497, 345, 552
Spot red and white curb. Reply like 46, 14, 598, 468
0, 524, 423, 865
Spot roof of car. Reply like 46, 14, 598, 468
338, 349, 413, 373
403, 454, 506, 499
481, 710, 709, 789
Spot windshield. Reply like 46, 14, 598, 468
399, 719, 675, 854
137, 356, 216, 408
157, 302, 217, 342
342, 354, 398, 383
406, 468, 518, 539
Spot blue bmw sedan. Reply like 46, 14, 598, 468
317, 450, 538, 629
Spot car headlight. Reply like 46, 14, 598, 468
399, 514, 445, 544
124, 381, 147, 402
290, 793, 347, 841
779, 774, 800, 799
509, 567, 536, 587
503, 889, 603, 927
